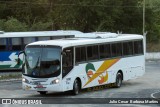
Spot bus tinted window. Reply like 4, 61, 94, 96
38, 37, 50, 41
134, 40, 143, 54
111, 43, 122, 57
24, 37, 36, 45
123, 42, 133, 56
12, 38, 22, 50
87, 45, 98, 61
0, 38, 6, 51
52, 36, 65, 39
76, 47, 86, 63
99, 44, 111, 59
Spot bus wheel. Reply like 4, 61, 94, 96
72, 79, 80, 95
115, 73, 122, 88
38, 91, 47, 95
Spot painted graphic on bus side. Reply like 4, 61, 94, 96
84, 58, 120, 87
0, 51, 23, 70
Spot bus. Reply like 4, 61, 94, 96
0, 30, 82, 70
19, 32, 145, 95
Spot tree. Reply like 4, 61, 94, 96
145, 0, 160, 42
30, 21, 52, 31
0, 0, 159, 43
4, 17, 27, 32
0, 19, 5, 30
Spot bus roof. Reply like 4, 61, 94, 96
0, 30, 82, 38
27, 33, 143, 48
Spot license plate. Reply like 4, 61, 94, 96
36, 85, 44, 88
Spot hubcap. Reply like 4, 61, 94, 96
74, 81, 79, 94
117, 76, 122, 86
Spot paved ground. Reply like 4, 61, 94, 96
0, 61, 160, 107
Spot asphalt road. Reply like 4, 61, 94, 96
0, 61, 160, 107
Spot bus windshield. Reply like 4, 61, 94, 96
23, 46, 61, 78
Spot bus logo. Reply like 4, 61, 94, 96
84, 59, 120, 87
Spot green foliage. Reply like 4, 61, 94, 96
4, 17, 27, 32
0, 0, 160, 43
145, 0, 160, 42
0, 19, 5, 30
30, 21, 52, 31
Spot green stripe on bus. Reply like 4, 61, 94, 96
0, 65, 11, 69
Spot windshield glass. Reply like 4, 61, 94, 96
23, 46, 61, 78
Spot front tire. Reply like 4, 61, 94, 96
115, 73, 122, 88
38, 91, 47, 95
72, 79, 80, 95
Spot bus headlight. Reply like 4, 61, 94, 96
51, 78, 60, 84
22, 77, 29, 84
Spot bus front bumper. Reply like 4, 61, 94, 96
22, 82, 63, 92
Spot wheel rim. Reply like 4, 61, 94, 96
117, 75, 122, 87
74, 80, 79, 94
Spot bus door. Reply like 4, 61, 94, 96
62, 47, 74, 91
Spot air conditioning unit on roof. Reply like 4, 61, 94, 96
75, 32, 118, 39
95, 33, 118, 38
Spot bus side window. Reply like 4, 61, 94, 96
12, 38, 22, 51
99, 44, 111, 59
38, 37, 50, 41
24, 37, 36, 46
62, 47, 73, 78
111, 43, 123, 57
134, 40, 143, 55
123, 41, 133, 56
87, 45, 98, 61
76, 47, 86, 63
0, 38, 6, 51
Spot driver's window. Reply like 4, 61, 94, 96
62, 47, 73, 78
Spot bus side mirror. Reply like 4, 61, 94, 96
62, 49, 71, 56
62, 52, 66, 56
17, 51, 24, 65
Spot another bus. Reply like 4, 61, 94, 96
0, 30, 82, 70
19, 32, 145, 95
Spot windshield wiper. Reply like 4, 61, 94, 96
33, 56, 40, 69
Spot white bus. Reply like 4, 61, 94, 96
19, 32, 145, 95
0, 30, 82, 70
